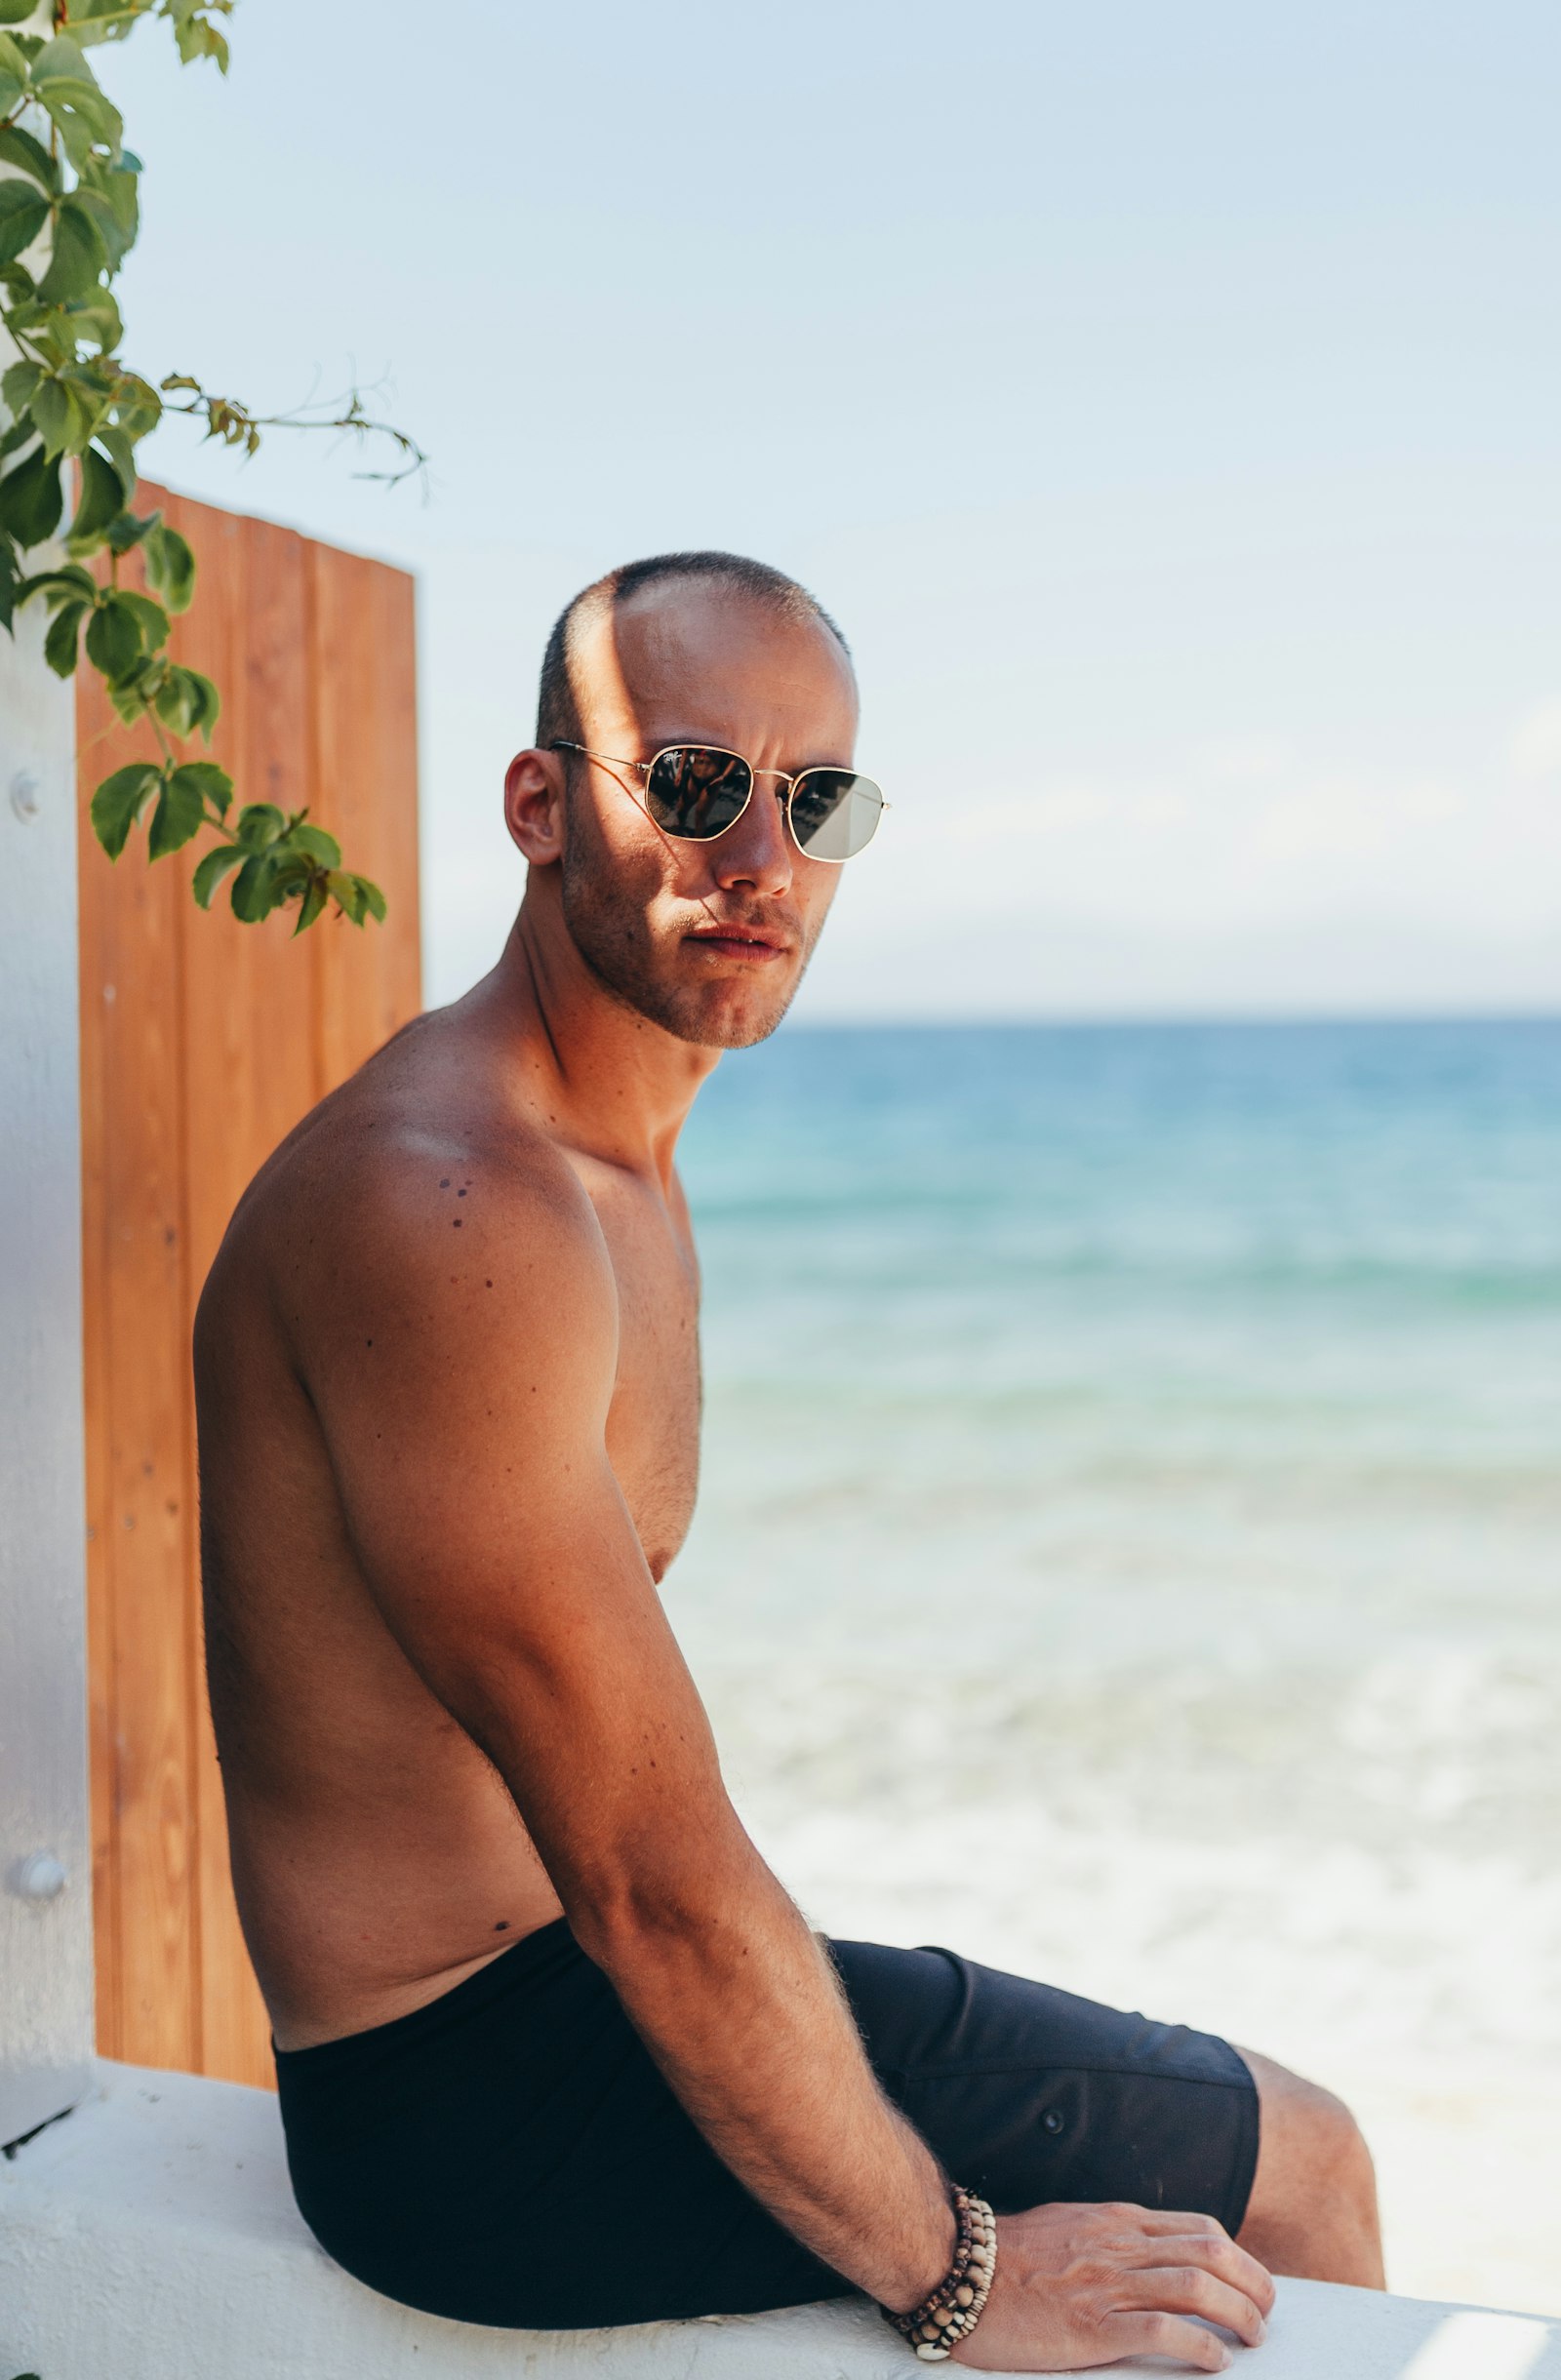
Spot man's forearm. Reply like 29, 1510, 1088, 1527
575, 1852, 956, 2311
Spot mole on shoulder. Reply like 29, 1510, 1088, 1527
439, 1178, 451, 1189
494, 1920, 510, 1932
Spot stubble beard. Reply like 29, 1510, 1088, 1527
560, 838, 818, 1051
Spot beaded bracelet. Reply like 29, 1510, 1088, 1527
882, 2187, 998, 2362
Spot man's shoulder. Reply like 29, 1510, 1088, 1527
200, 1030, 613, 1356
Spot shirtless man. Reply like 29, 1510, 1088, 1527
195, 551, 1383, 2370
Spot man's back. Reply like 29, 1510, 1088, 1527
196, 994, 701, 2047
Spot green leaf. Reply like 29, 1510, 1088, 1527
230, 850, 281, 923
291, 821, 342, 869
0, 37, 23, 118
170, 3, 230, 73
147, 765, 207, 859
38, 88, 123, 176
356, 875, 387, 924
105, 654, 158, 725
115, 587, 169, 650
75, 158, 138, 266
191, 841, 245, 909
43, 596, 88, 676
106, 504, 156, 556
0, 122, 60, 190
142, 519, 195, 612
30, 33, 102, 90
169, 758, 231, 819
66, 444, 121, 541
326, 867, 370, 925
0, 0, 42, 22
182, 664, 220, 739
0, 180, 50, 267
90, 760, 160, 858
85, 587, 144, 678
37, 197, 108, 305
0, 533, 18, 632
16, 562, 97, 607
294, 874, 329, 934
29, 374, 72, 458
1, 358, 43, 415
30, 37, 123, 165
96, 423, 139, 493
59, 289, 125, 355
153, 661, 209, 735
236, 801, 284, 849
0, 446, 63, 545
66, 442, 125, 542
112, 371, 161, 439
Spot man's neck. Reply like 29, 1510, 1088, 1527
462, 891, 720, 1190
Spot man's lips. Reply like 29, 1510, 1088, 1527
684, 926, 791, 962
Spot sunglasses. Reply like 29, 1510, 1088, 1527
550, 740, 888, 863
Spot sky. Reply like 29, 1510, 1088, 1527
102, 0, 1561, 1017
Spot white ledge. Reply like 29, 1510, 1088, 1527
1, 2061, 1556, 2378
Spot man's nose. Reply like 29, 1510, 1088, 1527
709, 779, 794, 897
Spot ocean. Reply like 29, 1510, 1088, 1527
664, 1018, 1561, 2315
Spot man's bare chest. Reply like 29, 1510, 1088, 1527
590, 1180, 702, 1581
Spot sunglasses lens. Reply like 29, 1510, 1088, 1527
787, 770, 885, 861
645, 747, 752, 839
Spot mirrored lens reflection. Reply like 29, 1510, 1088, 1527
647, 747, 752, 839
788, 770, 885, 860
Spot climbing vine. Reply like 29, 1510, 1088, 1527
0, 0, 421, 931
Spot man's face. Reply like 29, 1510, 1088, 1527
548, 582, 860, 1050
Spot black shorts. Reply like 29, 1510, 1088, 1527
275, 1919, 1259, 2330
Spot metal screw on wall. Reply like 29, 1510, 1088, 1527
11, 1852, 68, 1902
10, 772, 42, 824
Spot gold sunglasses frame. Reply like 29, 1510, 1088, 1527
549, 739, 889, 864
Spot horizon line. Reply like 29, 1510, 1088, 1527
779, 1008, 1561, 1032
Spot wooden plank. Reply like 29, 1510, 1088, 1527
79, 482, 421, 2093
77, 654, 120, 2064
76, 613, 199, 2075
186, 499, 321, 2088
307, 539, 422, 1088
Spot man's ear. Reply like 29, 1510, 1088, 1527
504, 747, 567, 865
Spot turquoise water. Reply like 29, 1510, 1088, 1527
673, 1018, 1558, 1683
663, 1022, 1560, 2194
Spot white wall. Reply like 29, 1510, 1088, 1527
0, 565, 94, 2145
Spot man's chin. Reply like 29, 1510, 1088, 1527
566, 917, 806, 1049
664, 979, 798, 1050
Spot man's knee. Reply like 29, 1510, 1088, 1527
1241, 2049, 1379, 2222
1232, 2047, 1383, 2285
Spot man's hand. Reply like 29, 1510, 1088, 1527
952, 2203, 1274, 2373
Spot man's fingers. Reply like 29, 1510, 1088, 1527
1118, 2207, 1228, 2237
1114, 2215, 1276, 2317
1101, 2310, 1235, 2373
1119, 2263, 1268, 2350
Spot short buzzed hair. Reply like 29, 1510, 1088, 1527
536, 550, 852, 750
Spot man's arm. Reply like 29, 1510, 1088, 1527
299, 1145, 954, 2313
299, 1147, 1272, 2372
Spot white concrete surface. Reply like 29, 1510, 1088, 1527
1, 2062, 1555, 2380
0, 519, 94, 2150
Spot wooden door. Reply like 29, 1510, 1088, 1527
77, 484, 420, 2088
